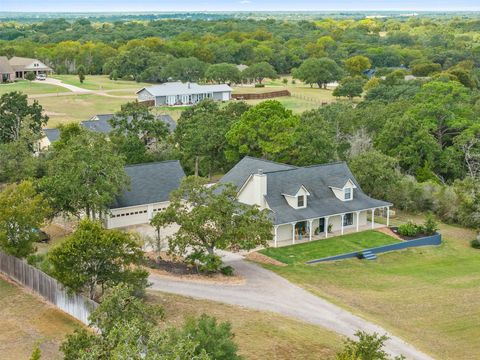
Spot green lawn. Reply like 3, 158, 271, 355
52, 74, 150, 91
0, 81, 69, 96
260, 230, 399, 264
0, 277, 78, 360
258, 214, 479, 360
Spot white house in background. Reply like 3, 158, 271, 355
38, 113, 176, 151
105, 160, 185, 229
137, 82, 232, 106
219, 157, 392, 247
8, 57, 52, 80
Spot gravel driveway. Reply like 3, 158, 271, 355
149, 251, 434, 360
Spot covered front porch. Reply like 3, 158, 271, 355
272, 206, 391, 248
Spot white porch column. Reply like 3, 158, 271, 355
291, 223, 296, 244
274, 225, 279, 248
340, 214, 345, 235
308, 219, 313, 241
325, 217, 329, 238
386, 206, 390, 227
356, 211, 360, 232
371, 208, 375, 229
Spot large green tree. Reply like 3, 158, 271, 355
292, 57, 344, 88
160, 176, 272, 271
226, 100, 299, 161
0, 91, 48, 144
0, 181, 51, 258
175, 100, 249, 176
242, 62, 277, 84
40, 129, 128, 218
205, 63, 241, 84
344, 55, 371, 76
110, 101, 169, 146
49, 220, 148, 301
333, 76, 366, 99
162, 57, 207, 82
0, 140, 39, 183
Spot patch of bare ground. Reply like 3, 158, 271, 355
145, 252, 244, 285
375, 227, 403, 241
245, 251, 287, 266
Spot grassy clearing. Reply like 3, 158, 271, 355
258, 214, 479, 360
33, 94, 129, 127
0, 80, 68, 96
52, 74, 149, 91
148, 291, 342, 360
260, 230, 399, 264
0, 277, 78, 360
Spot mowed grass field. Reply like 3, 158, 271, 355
0, 80, 69, 96
258, 214, 480, 360
0, 277, 79, 360
148, 292, 342, 360
260, 230, 399, 264
52, 74, 149, 91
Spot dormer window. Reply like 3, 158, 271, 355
297, 195, 305, 208
344, 187, 352, 201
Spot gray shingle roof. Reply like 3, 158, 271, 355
138, 82, 232, 97
43, 128, 61, 143
219, 156, 297, 190
219, 157, 391, 225
42, 114, 176, 143
111, 160, 185, 209
264, 163, 391, 224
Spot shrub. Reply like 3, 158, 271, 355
471, 239, 480, 249
187, 252, 223, 274
254, 83, 265, 88
220, 265, 234, 276
397, 222, 419, 237
423, 214, 438, 235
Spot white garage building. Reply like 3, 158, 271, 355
105, 160, 185, 229
137, 82, 232, 106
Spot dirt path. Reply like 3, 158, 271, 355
149, 251, 433, 360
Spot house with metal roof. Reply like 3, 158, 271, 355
219, 156, 392, 247
105, 160, 185, 229
137, 82, 232, 106
38, 113, 176, 150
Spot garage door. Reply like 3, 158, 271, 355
107, 208, 149, 228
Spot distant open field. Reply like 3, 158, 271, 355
258, 213, 480, 360
0, 277, 78, 360
0, 80, 68, 96
52, 74, 149, 91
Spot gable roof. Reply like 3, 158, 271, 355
219, 156, 297, 190
8, 57, 52, 71
43, 128, 61, 143
111, 160, 185, 209
0, 56, 14, 74
263, 163, 391, 224
138, 82, 232, 97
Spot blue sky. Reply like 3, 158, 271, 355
1, 0, 480, 12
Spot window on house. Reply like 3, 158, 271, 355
297, 195, 305, 208
344, 187, 352, 200
343, 213, 353, 226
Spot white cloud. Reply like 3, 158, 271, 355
239, 0, 252, 4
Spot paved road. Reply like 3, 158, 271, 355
149, 252, 434, 360
35, 77, 93, 93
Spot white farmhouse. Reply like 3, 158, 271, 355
219, 157, 392, 247
105, 160, 185, 229
137, 82, 232, 106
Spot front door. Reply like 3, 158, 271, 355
318, 218, 325, 233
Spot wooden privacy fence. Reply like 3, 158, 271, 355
232, 89, 291, 100
0, 251, 97, 325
